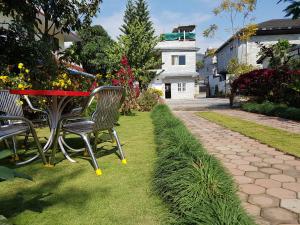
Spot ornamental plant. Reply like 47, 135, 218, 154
0, 63, 95, 92
112, 56, 139, 115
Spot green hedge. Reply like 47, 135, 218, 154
151, 104, 255, 225
242, 102, 300, 121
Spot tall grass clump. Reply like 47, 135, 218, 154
242, 101, 300, 121
151, 104, 255, 225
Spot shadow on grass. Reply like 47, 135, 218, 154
0, 168, 99, 219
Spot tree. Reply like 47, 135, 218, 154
204, 0, 257, 41
120, 0, 136, 35
258, 39, 292, 69
278, 0, 300, 19
227, 58, 256, 79
0, 0, 102, 77
0, 0, 102, 40
62, 25, 113, 74
107, 0, 159, 89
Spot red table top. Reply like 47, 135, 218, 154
10, 89, 91, 97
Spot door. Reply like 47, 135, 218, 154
165, 83, 171, 99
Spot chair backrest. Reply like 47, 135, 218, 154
90, 86, 125, 131
0, 90, 24, 116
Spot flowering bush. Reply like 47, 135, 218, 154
231, 69, 300, 107
0, 63, 94, 91
112, 56, 139, 115
137, 88, 162, 112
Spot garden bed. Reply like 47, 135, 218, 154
241, 101, 300, 121
151, 105, 255, 225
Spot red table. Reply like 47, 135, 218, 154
10, 90, 91, 165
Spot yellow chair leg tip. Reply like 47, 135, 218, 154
95, 169, 102, 176
44, 164, 54, 168
121, 159, 127, 165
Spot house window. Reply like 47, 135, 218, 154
178, 83, 186, 92
172, 55, 186, 65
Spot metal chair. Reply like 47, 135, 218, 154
0, 90, 47, 165
58, 86, 126, 176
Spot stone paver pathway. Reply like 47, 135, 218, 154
215, 109, 300, 134
174, 111, 300, 225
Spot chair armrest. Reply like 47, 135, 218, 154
23, 95, 48, 115
0, 115, 35, 129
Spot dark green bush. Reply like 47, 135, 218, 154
242, 102, 300, 121
151, 104, 255, 225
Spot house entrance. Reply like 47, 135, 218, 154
165, 83, 171, 99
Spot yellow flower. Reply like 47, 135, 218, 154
15, 99, 24, 106
18, 83, 24, 90
18, 63, 24, 69
25, 69, 30, 73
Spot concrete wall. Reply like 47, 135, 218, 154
161, 51, 196, 73
217, 34, 300, 72
164, 77, 195, 99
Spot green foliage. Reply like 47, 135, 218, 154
107, 0, 159, 89
61, 25, 113, 74
151, 105, 255, 225
242, 101, 300, 121
137, 88, 162, 111
227, 58, 256, 80
203, 24, 218, 38
196, 61, 204, 71
258, 39, 292, 69
278, 0, 300, 19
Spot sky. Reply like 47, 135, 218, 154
92, 0, 291, 53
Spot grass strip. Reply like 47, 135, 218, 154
198, 111, 300, 157
151, 105, 255, 225
242, 102, 300, 121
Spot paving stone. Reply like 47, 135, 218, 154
240, 184, 266, 195
231, 159, 250, 165
285, 160, 300, 166
245, 171, 269, 179
225, 154, 241, 160
237, 191, 248, 201
261, 208, 298, 224
275, 155, 295, 161
222, 162, 237, 169
234, 176, 254, 184
271, 174, 296, 183
252, 162, 271, 168
243, 156, 262, 162
227, 168, 244, 176
242, 202, 261, 216
267, 188, 296, 199
283, 170, 300, 178
259, 167, 282, 175
255, 179, 282, 188
238, 165, 258, 172
248, 194, 279, 208
264, 158, 284, 164
282, 183, 300, 192
273, 164, 295, 171
281, 199, 300, 213
255, 217, 271, 225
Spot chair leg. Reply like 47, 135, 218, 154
81, 134, 102, 176
30, 128, 47, 165
23, 131, 30, 149
108, 129, 116, 144
93, 131, 99, 152
11, 136, 19, 161
112, 128, 126, 164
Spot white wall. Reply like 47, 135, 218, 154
162, 51, 196, 73
164, 77, 195, 99
217, 39, 240, 72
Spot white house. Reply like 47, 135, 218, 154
150, 25, 199, 99
202, 19, 300, 96
0, 12, 80, 51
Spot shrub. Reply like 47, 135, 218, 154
151, 104, 255, 225
242, 101, 300, 121
137, 89, 160, 112
231, 69, 300, 107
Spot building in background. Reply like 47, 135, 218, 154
150, 25, 199, 99
201, 19, 300, 97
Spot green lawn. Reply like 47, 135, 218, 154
198, 111, 300, 157
0, 112, 169, 225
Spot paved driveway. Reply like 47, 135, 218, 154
165, 97, 230, 111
